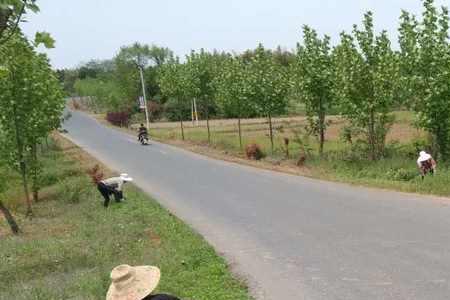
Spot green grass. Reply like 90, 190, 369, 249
0, 139, 252, 300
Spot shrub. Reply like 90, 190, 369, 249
385, 168, 417, 181
245, 143, 265, 160
106, 111, 130, 127
58, 177, 90, 204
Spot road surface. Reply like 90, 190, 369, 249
64, 111, 450, 300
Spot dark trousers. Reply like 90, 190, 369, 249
97, 183, 122, 207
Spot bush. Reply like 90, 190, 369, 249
245, 143, 265, 160
58, 177, 90, 204
106, 111, 130, 127
385, 168, 417, 181
163, 97, 191, 122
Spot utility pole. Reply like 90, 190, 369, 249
138, 65, 150, 130
193, 98, 199, 126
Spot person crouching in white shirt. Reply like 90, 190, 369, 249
97, 173, 133, 207
417, 151, 437, 180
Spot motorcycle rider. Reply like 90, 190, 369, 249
138, 123, 148, 143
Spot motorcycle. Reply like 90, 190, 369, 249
138, 132, 149, 145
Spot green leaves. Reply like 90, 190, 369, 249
334, 11, 399, 160
0, 33, 64, 163
34, 31, 55, 49
292, 26, 334, 154
399, 0, 450, 158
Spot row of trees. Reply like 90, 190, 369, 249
0, 1, 65, 233
156, 0, 450, 160
68, 0, 450, 161
66, 43, 174, 116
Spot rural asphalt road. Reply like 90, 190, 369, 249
64, 110, 450, 300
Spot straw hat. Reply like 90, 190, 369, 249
106, 264, 161, 300
418, 151, 432, 163
120, 173, 134, 182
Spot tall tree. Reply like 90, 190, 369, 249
248, 44, 289, 153
334, 12, 399, 160
399, 0, 450, 159
292, 26, 335, 155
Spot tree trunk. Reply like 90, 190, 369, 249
180, 116, 185, 141
12, 104, 32, 216
318, 95, 325, 156
0, 200, 20, 235
368, 109, 376, 161
31, 142, 39, 203
20, 161, 32, 217
319, 113, 325, 156
238, 117, 243, 151
268, 113, 274, 154
206, 110, 211, 144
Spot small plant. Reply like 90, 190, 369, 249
385, 168, 417, 182
245, 143, 265, 160
58, 177, 89, 204
87, 164, 104, 185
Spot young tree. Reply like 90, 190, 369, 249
399, 0, 450, 159
0, 33, 64, 215
247, 44, 290, 153
215, 56, 255, 150
159, 60, 191, 140
28, 53, 65, 201
292, 26, 335, 155
186, 49, 218, 144
334, 12, 399, 160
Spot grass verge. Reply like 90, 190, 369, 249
0, 135, 252, 300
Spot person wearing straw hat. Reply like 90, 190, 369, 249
106, 264, 181, 300
97, 173, 133, 207
417, 150, 437, 180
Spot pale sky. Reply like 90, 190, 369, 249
21, 0, 448, 69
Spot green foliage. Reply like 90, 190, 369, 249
334, 12, 400, 160
57, 176, 90, 204
215, 55, 256, 118
399, 0, 450, 159
74, 77, 126, 112
159, 60, 192, 119
292, 26, 335, 155
33, 31, 54, 48
247, 44, 290, 117
0, 0, 39, 43
0, 33, 64, 212
185, 49, 220, 116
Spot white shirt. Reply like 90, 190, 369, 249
101, 177, 124, 191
